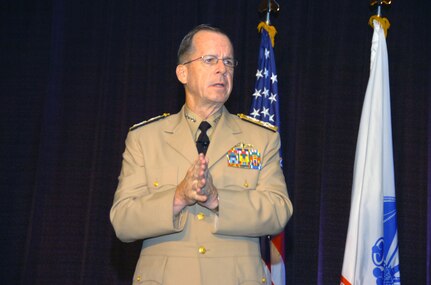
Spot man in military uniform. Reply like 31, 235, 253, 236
110, 24, 293, 285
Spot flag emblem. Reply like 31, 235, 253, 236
371, 197, 400, 284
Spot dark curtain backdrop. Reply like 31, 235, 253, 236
1, 0, 430, 284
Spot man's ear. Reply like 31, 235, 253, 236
176, 65, 187, 84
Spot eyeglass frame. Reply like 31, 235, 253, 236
181, 55, 238, 68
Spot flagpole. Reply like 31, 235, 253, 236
258, 0, 280, 25
369, 0, 392, 17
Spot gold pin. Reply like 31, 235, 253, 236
198, 246, 207, 254
197, 213, 205, 220
185, 113, 196, 122
153, 181, 159, 187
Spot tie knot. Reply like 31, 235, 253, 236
199, 121, 211, 132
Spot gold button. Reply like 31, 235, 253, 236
244, 181, 249, 188
197, 212, 205, 220
136, 275, 141, 282
261, 277, 266, 283
153, 181, 159, 187
198, 246, 206, 254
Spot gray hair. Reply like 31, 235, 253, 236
177, 24, 232, 64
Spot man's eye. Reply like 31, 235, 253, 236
224, 59, 234, 66
203, 56, 217, 64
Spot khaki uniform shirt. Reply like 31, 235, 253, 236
110, 105, 293, 285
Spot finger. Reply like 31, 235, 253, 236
198, 185, 209, 196
192, 160, 203, 178
194, 192, 208, 203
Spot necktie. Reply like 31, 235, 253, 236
196, 121, 211, 155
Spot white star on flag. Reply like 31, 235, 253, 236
250, 108, 260, 118
252, 89, 262, 99
269, 114, 275, 123
270, 73, 278, 84
256, 69, 263, 79
269, 93, 277, 104
261, 106, 270, 118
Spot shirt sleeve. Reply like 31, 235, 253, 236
110, 131, 187, 242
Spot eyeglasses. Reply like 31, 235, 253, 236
182, 55, 238, 68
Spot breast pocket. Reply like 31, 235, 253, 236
221, 167, 259, 191
146, 166, 178, 192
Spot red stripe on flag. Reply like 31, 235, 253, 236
272, 232, 285, 259
340, 275, 352, 285
270, 232, 285, 285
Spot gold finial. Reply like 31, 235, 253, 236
258, 0, 280, 25
369, 0, 392, 14
368, 0, 392, 37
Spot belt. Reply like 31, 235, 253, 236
140, 240, 261, 258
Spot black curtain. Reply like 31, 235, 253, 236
1, 0, 430, 284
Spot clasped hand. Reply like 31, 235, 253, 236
173, 154, 219, 215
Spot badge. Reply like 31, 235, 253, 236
227, 143, 261, 170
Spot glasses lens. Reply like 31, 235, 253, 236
223, 58, 236, 67
202, 55, 218, 65
199, 55, 237, 68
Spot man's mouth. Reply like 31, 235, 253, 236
211, 82, 225, 88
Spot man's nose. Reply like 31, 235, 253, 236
215, 59, 228, 75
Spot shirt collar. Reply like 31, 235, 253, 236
184, 105, 223, 140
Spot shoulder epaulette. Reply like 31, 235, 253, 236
237, 113, 278, 132
129, 113, 170, 131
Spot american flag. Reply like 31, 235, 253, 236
249, 22, 285, 285
250, 23, 280, 128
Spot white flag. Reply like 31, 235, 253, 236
340, 19, 401, 285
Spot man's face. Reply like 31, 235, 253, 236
178, 31, 234, 108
